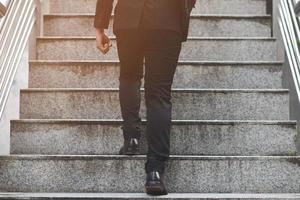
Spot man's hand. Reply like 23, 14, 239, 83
95, 28, 112, 54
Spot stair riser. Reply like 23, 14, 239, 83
36, 39, 277, 61
20, 90, 289, 120
10, 121, 297, 156
48, 0, 267, 15
29, 63, 283, 89
0, 157, 299, 193
43, 16, 271, 37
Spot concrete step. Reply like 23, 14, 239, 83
28, 61, 284, 89
10, 119, 297, 156
1, 192, 300, 199
36, 37, 277, 62
43, 14, 271, 37
19, 89, 289, 120
0, 155, 299, 193
48, 0, 268, 15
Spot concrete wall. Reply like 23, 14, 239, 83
0, 45, 29, 155
282, 57, 300, 155
0, 0, 41, 155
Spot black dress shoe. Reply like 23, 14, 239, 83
145, 171, 168, 195
119, 138, 140, 155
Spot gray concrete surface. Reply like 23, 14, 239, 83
36, 37, 278, 61
10, 119, 297, 156
43, 14, 272, 37
0, 192, 300, 199
0, 155, 299, 193
28, 61, 284, 89
19, 89, 289, 120
48, 0, 267, 15
0, 0, 299, 198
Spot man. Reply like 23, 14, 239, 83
94, 0, 195, 195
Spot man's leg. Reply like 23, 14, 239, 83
115, 29, 144, 147
143, 30, 182, 174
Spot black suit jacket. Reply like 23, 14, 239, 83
94, 0, 195, 42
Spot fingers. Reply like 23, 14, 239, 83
96, 36, 112, 55
96, 42, 108, 54
101, 43, 110, 54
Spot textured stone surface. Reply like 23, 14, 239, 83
10, 120, 297, 156
1, 192, 300, 200
49, 0, 117, 14
48, 0, 267, 15
0, 155, 300, 193
19, 89, 289, 120
43, 15, 271, 37
5, 0, 300, 198
36, 37, 278, 61
29, 61, 284, 89
192, 0, 267, 15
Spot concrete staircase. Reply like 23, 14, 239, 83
1, 0, 300, 199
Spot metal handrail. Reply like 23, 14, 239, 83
0, 0, 36, 119
278, 0, 300, 105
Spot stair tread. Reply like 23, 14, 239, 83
47, 0, 268, 15
28, 60, 284, 65
20, 87, 289, 120
34, 59, 280, 63
21, 88, 289, 92
11, 119, 297, 124
0, 156, 299, 193
36, 37, 277, 61
37, 36, 276, 40
2, 155, 300, 160
11, 118, 297, 156
0, 192, 300, 199
43, 13, 271, 19
43, 13, 272, 17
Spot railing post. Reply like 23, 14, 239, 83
267, 0, 273, 36
267, 0, 273, 14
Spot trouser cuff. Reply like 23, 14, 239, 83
145, 158, 166, 174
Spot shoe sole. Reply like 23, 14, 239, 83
123, 151, 140, 156
145, 185, 168, 196
120, 149, 140, 156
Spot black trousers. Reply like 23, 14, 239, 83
115, 27, 182, 174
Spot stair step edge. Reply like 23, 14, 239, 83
28, 60, 285, 65
0, 192, 300, 199
2, 155, 300, 160
43, 13, 272, 18
11, 119, 297, 125
20, 88, 290, 93
36, 36, 277, 40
